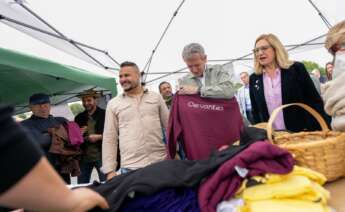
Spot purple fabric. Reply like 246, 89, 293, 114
263, 69, 286, 130
167, 95, 243, 160
120, 188, 200, 212
64, 121, 84, 146
198, 141, 294, 212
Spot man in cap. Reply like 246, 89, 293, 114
74, 89, 106, 183
21, 93, 70, 183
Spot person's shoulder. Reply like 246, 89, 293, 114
178, 73, 195, 86
249, 72, 260, 81
146, 90, 160, 95
105, 94, 130, 113
93, 107, 106, 119
288, 61, 305, 70
21, 116, 34, 125
146, 90, 163, 100
54, 116, 68, 123
180, 73, 194, 80
207, 64, 224, 72
75, 110, 87, 118
237, 85, 245, 92
286, 61, 309, 77
96, 106, 106, 113
107, 95, 123, 105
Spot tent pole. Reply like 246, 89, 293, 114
0, 14, 108, 69
142, 0, 187, 82
145, 66, 188, 84
15, 0, 115, 55
307, 0, 332, 29
104, 51, 120, 66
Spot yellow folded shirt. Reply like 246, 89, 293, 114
249, 166, 327, 185
235, 166, 330, 212
265, 166, 327, 185
240, 199, 330, 212
242, 175, 329, 203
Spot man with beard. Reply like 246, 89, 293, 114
101, 61, 169, 180
158, 81, 174, 109
75, 89, 106, 183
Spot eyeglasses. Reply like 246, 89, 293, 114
253, 45, 272, 54
329, 43, 345, 55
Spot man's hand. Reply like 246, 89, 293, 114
178, 85, 199, 95
67, 188, 109, 212
106, 171, 117, 180
218, 145, 229, 151
80, 126, 88, 135
87, 134, 102, 143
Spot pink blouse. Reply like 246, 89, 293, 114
263, 68, 286, 130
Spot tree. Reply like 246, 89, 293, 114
69, 103, 84, 116
302, 60, 326, 75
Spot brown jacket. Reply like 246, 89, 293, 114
49, 124, 82, 176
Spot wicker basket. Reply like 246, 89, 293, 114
267, 103, 345, 182
253, 122, 290, 137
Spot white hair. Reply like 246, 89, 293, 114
182, 43, 205, 60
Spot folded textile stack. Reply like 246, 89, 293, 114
224, 166, 331, 212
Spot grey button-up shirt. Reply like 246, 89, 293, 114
101, 90, 169, 173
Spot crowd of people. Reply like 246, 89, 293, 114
0, 19, 344, 211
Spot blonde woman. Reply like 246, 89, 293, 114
322, 20, 345, 131
249, 33, 330, 132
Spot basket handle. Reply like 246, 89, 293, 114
267, 103, 329, 142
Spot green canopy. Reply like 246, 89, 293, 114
0, 47, 117, 113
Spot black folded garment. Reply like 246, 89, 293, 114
88, 127, 267, 212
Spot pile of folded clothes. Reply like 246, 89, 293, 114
87, 127, 332, 212
217, 166, 330, 212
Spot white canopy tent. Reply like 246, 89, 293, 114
0, 0, 343, 93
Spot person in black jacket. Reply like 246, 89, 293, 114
21, 93, 71, 183
0, 105, 109, 211
75, 89, 106, 183
249, 33, 330, 132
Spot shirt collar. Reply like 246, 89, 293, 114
31, 114, 53, 120
122, 88, 148, 97
262, 68, 280, 74
263, 68, 281, 76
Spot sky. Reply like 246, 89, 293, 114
0, 0, 343, 93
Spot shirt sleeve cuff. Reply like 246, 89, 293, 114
101, 163, 116, 174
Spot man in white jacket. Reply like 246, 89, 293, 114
322, 19, 345, 131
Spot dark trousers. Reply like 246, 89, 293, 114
246, 110, 255, 125
60, 173, 71, 184
46, 152, 70, 184
78, 160, 106, 183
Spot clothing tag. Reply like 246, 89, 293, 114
235, 165, 249, 178
128, 191, 135, 198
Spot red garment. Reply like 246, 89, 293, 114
198, 141, 294, 212
64, 121, 84, 146
167, 95, 243, 160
